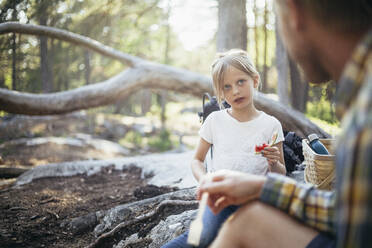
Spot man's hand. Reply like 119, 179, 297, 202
197, 170, 266, 214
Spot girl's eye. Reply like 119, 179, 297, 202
223, 85, 231, 90
237, 79, 245, 85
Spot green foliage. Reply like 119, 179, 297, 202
0, 0, 170, 94
306, 83, 338, 124
306, 98, 336, 124
120, 130, 143, 148
119, 128, 178, 152
148, 129, 177, 152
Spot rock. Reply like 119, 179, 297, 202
111, 210, 196, 248
147, 210, 195, 247
66, 212, 98, 234
84, 188, 198, 248
93, 188, 197, 237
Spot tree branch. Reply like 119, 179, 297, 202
0, 64, 212, 115
0, 22, 142, 67
0, 22, 330, 138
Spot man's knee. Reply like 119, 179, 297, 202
214, 201, 318, 248
226, 201, 266, 228
214, 201, 266, 246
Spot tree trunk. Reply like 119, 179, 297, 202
141, 90, 152, 114
0, 73, 5, 89
217, 0, 247, 52
11, 1, 17, 91
275, 21, 290, 106
160, 0, 171, 129
254, 0, 259, 68
84, 50, 91, 85
11, 32, 17, 91
39, 16, 52, 93
64, 44, 70, 90
261, 0, 268, 92
289, 58, 308, 112
48, 38, 55, 91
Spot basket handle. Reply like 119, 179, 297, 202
304, 166, 335, 190
317, 168, 335, 189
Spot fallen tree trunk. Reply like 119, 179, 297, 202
0, 22, 329, 138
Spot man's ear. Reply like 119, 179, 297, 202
286, 0, 306, 31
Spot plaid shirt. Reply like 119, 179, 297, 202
260, 28, 372, 248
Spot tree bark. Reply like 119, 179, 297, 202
11, 1, 17, 91
0, 73, 5, 89
275, 21, 290, 106
64, 44, 70, 90
39, 16, 52, 93
84, 50, 91, 85
141, 90, 152, 114
254, 0, 259, 68
261, 0, 268, 93
11, 32, 17, 91
49, 38, 55, 91
217, 0, 247, 52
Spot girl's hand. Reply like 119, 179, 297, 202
261, 146, 280, 171
197, 170, 266, 214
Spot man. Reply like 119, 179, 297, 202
198, 0, 372, 247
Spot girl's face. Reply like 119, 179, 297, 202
221, 66, 258, 111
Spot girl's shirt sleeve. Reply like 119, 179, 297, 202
198, 113, 213, 144
271, 117, 285, 144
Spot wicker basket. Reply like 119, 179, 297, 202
303, 138, 335, 190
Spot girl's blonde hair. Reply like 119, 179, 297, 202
211, 49, 260, 104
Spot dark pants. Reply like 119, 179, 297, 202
161, 205, 239, 248
306, 233, 336, 248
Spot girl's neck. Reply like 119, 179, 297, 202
228, 106, 260, 122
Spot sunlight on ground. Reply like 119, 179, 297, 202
39, 188, 84, 207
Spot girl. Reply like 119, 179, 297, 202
162, 49, 286, 248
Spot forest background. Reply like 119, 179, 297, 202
0, 1, 341, 246
0, 0, 339, 151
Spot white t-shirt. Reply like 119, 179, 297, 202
199, 109, 284, 175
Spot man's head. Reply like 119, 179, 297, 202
275, 0, 372, 83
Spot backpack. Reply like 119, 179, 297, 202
198, 93, 230, 123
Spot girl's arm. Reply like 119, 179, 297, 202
191, 138, 211, 182
262, 141, 286, 175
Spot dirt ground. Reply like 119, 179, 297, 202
0, 166, 176, 248
0, 113, 193, 247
